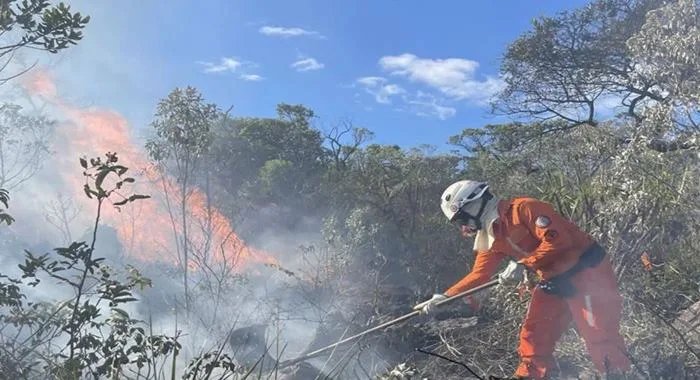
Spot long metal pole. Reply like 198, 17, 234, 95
276, 279, 500, 369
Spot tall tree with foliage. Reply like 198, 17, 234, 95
145, 86, 219, 313
0, 103, 53, 190
495, 0, 698, 151
207, 103, 328, 234
0, 0, 89, 84
497, 0, 665, 126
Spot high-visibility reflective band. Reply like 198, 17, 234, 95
584, 294, 596, 327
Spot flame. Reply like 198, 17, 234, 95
21, 68, 278, 271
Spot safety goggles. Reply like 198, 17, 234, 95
452, 210, 478, 226
450, 190, 493, 227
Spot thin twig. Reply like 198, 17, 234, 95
416, 347, 485, 380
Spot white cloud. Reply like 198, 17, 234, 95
259, 26, 325, 39
405, 91, 457, 120
355, 76, 405, 104
197, 57, 241, 73
378, 53, 504, 103
355, 77, 456, 119
375, 84, 405, 104
240, 74, 264, 81
291, 57, 324, 72
353, 53, 506, 119
196, 58, 264, 80
356, 76, 387, 87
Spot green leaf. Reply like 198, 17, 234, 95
0, 213, 14, 226
114, 193, 151, 206
79, 157, 88, 169
113, 198, 129, 206
0, 189, 10, 208
94, 168, 110, 191
112, 308, 130, 318
83, 184, 93, 199
115, 297, 138, 303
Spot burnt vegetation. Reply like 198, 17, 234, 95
1, 0, 699, 379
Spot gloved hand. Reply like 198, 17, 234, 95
412, 293, 448, 315
498, 260, 525, 286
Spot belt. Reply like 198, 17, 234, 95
536, 242, 606, 297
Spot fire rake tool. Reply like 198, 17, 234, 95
276, 279, 500, 370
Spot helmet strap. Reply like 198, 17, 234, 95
454, 190, 493, 230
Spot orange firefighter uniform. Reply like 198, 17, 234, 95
444, 197, 631, 379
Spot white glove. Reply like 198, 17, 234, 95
498, 261, 525, 286
412, 293, 448, 315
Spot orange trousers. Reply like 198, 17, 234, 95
514, 258, 631, 379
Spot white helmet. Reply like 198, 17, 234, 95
440, 180, 490, 222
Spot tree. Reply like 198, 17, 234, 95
238, 104, 326, 209
43, 192, 82, 245
145, 86, 219, 313
495, 0, 673, 134
0, 102, 53, 190
624, 0, 699, 152
0, 0, 89, 85
207, 103, 328, 232
322, 117, 374, 184
237, 104, 324, 168
627, 0, 699, 105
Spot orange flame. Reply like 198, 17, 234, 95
21, 68, 278, 271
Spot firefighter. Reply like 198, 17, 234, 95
414, 180, 631, 379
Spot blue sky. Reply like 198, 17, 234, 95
46, 0, 592, 151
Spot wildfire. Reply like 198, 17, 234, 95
21, 69, 278, 271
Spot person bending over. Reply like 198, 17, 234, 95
413, 180, 631, 380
